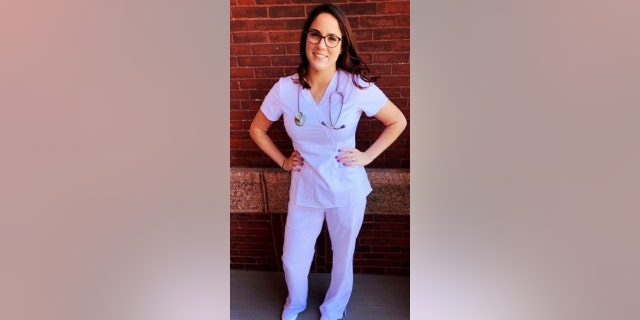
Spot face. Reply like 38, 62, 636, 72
305, 13, 343, 74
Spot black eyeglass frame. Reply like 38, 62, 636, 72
305, 29, 342, 48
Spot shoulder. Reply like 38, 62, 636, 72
274, 74, 299, 90
337, 69, 375, 91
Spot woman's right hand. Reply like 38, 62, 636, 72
283, 150, 304, 171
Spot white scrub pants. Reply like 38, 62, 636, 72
281, 199, 366, 319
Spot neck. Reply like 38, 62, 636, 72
307, 68, 337, 88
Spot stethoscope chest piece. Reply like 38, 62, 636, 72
294, 111, 306, 126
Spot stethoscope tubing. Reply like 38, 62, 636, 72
294, 72, 345, 129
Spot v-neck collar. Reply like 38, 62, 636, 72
304, 70, 339, 107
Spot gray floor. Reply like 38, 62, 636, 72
231, 270, 409, 320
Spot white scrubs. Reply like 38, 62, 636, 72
260, 69, 388, 319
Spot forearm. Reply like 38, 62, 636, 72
363, 120, 406, 161
249, 129, 288, 167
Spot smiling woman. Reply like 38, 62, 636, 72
247, 3, 407, 320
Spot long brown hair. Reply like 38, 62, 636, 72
297, 3, 378, 89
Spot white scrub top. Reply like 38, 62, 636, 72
260, 69, 388, 208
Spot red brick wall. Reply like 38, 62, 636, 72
230, 213, 410, 276
230, 0, 410, 168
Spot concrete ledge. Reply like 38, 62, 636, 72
230, 168, 409, 215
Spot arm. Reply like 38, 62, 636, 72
337, 100, 407, 166
249, 110, 304, 171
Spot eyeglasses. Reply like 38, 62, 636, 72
306, 29, 342, 48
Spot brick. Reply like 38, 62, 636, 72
372, 230, 404, 238
230, 89, 251, 99
357, 252, 385, 260
230, 120, 244, 131
353, 29, 372, 41
389, 97, 409, 109
232, 249, 271, 256
231, 6, 268, 19
347, 16, 360, 28
232, 213, 264, 221
387, 238, 410, 246
378, 85, 402, 97
303, 0, 347, 3
230, 79, 239, 90
230, 67, 254, 78
230, 226, 253, 236
233, 31, 270, 44
359, 15, 397, 28
376, 75, 409, 87
343, 3, 377, 15
401, 87, 410, 98
385, 150, 410, 161
285, 18, 306, 31
248, 19, 287, 31
231, 44, 253, 55
369, 64, 392, 76
358, 40, 394, 53
373, 28, 410, 40
241, 99, 264, 111
254, 67, 286, 79
252, 43, 287, 55
371, 211, 408, 221
359, 238, 389, 245
255, 0, 290, 4
238, 78, 275, 90
269, 5, 305, 18
249, 89, 270, 99
230, 140, 245, 149
394, 39, 410, 51
237, 56, 271, 67
285, 43, 300, 54
358, 52, 373, 64
231, 110, 259, 121
271, 55, 300, 67
269, 30, 300, 43
231, 242, 267, 250
377, 1, 410, 14
230, 20, 252, 32
397, 14, 410, 27
250, 228, 273, 236
232, 150, 267, 161
230, 256, 256, 264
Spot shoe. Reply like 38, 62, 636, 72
320, 315, 342, 320
281, 310, 298, 320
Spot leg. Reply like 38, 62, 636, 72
319, 199, 366, 319
281, 202, 325, 317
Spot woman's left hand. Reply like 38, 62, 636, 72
336, 148, 372, 167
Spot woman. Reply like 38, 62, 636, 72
249, 3, 407, 320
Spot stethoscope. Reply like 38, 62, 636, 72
294, 74, 345, 130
